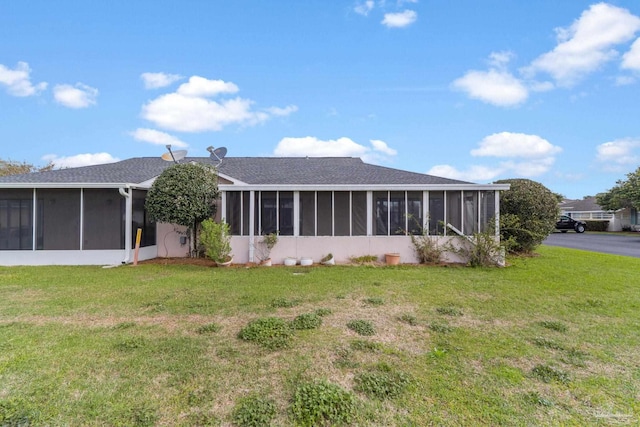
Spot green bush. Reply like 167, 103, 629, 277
238, 317, 293, 350
347, 319, 375, 336
290, 380, 357, 426
200, 219, 232, 263
354, 364, 411, 399
291, 313, 322, 330
495, 178, 559, 253
584, 220, 608, 232
231, 394, 276, 427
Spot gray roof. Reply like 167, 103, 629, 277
0, 156, 472, 186
559, 196, 604, 212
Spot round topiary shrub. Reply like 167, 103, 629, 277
238, 317, 293, 350
494, 178, 559, 254
290, 380, 357, 426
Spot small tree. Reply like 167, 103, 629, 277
0, 158, 54, 176
596, 166, 640, 211
145, 163, 219, 255
494, 178, 558, 254
200, 219, 232, 263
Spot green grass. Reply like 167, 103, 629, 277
1, 246, 639, 425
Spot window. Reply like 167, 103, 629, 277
317, 192, 332, 236
479, 191, 495, 232
299, 191, 315, 236
446, 191, 462, 234
463, 191, 478, 235
0, 189, 33, 250
279, 192, 293, 236
351, 192, 367, 236
334, 192, 350, 236
260, 191, 277, 234
429, 191, 444, 235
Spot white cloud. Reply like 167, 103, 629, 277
526, 3, 640, 86
0, 61, 47, 97
273, 136, 397, 164
471, 132, 562, 158
381, 10, 417, 28
596, 138, 640, 171
452, 69, 528, 107
141, 76, 296, 132
42, 152, 119, 168
130, 128, 188, 148
53, 83, 98, 108
141, 72, 182, 89
615, 75, 636, 85
176, 76, 239, 97
354, 0, 374, 16
622, 37, 640, 70
428, 132, 561, 182
427, 164, 502, 182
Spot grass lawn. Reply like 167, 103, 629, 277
1, 246, 639, 426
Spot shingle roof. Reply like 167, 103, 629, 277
0, 157, 472, 186
559, 197, 604, 212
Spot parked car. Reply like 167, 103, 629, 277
556, 215, 586, 233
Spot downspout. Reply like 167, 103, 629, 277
119, 186, 133, 264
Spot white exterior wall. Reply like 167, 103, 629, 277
0, 246, 158, 266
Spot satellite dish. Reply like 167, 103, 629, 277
207, 146, 227, 166
161, 145, 187, 163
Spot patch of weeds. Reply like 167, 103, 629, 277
0, 398, 38, 427
334, 347, 359, 369
290, 380, 357, 426
350, 255, 378, 264
231, 394, 276, 427
531, 337, 564, 350
350, 339, 382, 353
428, 323, 454, 333
238, 317, 293, 350
562, 348, 588, 367
196, 322, 221, 334
314, 307, 332, 317
538, 320, 568, 333
428, 347, 448, 359
127, 404, 158, 427
397, 313, 418, 326
291, 313, 322, 330
185, 411, 220, 426
363, 297, 384, 306
531, 364, 570, 384
216, 346, 240, 359
115, 337, 145, 351
372, 281, 383, 287
270, 297, 298, 308
354, 363, 411, 400
141, 301, 166, 313
523, 391, 554, 407
335, 294, 346, 300
435, 306, 463, 316
112, 321, 136, 330
347, 319, 375, 336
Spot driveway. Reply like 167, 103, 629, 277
543, 232, 640, 258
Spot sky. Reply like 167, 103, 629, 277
1, 1, 640, 199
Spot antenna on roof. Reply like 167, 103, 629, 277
161, 145, 187, 163
207, 146, 227, 166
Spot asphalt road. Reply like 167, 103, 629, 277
543, 232, 640, 258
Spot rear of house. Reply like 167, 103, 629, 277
0, 156, 509, 266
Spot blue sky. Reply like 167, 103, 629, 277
1, 1, 639, 199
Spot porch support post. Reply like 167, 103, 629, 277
494, 190, 501, 237
119, 186, 132, 264
249, 190, 255, 263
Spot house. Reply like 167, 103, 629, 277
0, 156, 510, 266
559, 196, 638, 231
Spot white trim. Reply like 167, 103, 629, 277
218, 183, 510, 192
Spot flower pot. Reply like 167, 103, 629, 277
216, 256, 233, 267
321, 257, 335, 266
260, 258, 272, 267
300, 257, 313, 266
385, 253, 400, 265
283, 257, 297, 266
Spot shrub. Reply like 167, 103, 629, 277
347, 319, 375, 336
231, 394, 276, 427
354, 364, 411, 399
453, 228, 504, 267
584, 220, 609, 232
410, 233, 446, 264
290, 380, 357, 426
291, 313, 322, 330
200, 219, 232, 263
350, 255, 378, 264
495, 178, 559, 254
238, 317, 293, 350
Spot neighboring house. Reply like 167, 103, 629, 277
559, 196, 638, 231
0, 156, 510, 266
